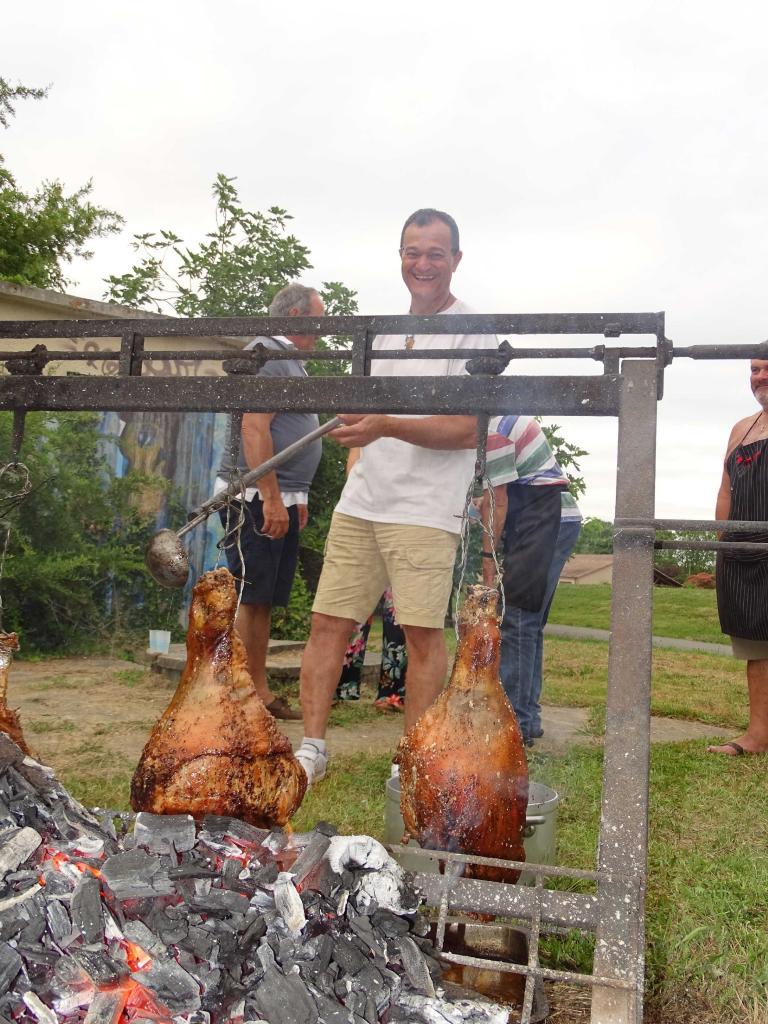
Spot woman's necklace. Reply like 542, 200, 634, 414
404, 295, 455, 350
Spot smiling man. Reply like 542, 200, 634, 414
294, 209, 491, 784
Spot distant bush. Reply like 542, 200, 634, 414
684, 572, 716, 589
270, 567, 312, 640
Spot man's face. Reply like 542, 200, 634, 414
750, 359, 768, 409
400, 219, 462, 311
288, 291, 325, 350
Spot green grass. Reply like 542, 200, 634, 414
549, 585, 729, 644
113, 668, 149, 687
64, 770, 134, 811
27, 718, 77, 734
33, 676, 82, 691
293, 752, 392, 836
544, 636, 747, 730
534, 743, 768, 1022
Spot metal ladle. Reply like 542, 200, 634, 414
145, 416, 342, 588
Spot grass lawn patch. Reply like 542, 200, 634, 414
549, 585, 729, 644
533, 743, 768, 1023
544, 637, 748, 730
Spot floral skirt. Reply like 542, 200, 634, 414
336, 588, 407, 706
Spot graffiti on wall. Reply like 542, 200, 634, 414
59, 336, 233, 589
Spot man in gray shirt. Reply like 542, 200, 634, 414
217, 283, 325, 719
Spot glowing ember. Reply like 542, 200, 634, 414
122, 940, 152, 972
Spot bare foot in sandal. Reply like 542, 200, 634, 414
706, 737, 766, 756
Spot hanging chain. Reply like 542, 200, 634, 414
452, 413, 505, 629
452, 474, 505, 632
215, 412, 249, 618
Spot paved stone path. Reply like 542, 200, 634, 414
544, 623, 731, 656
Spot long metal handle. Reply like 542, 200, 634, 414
177, 416, 342, 539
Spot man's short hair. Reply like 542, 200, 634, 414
400, 209, 460, 253
269, 283, 319, 317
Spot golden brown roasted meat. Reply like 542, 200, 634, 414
131, 568, 307, 827
0, 632, 31, 755
395, 585, 528, 883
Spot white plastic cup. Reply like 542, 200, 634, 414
148, 629, 172, 654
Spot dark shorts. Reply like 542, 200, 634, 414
218, 497, 300, 607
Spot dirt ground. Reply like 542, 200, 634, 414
8, 650, 731, 798
6, 654, 407, 794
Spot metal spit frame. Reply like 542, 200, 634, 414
0, 311, 762, 1024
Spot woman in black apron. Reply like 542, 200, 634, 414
709, 360, 768, 756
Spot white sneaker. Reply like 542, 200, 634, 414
295, 742, 328, 785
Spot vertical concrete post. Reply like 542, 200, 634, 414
591, 360, 657, 1024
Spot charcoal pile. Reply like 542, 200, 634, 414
0, 734, 508, 1024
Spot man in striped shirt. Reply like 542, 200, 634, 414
481, 416, 582, 744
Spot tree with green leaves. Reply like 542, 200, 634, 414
540, 421, 587, 498
574, 516, 614, 554
0, 76, 123, 290
104, 172, 356, 321
104, 174, 359, 638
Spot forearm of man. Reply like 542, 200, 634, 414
241, 413, 281, 501
384, 414, 477, 449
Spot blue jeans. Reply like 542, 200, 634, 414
500, 518, 582, 740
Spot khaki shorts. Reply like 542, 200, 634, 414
730, 636, 768, 660
313, 512, 458, 628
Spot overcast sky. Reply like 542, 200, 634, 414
5, 0, 767, 521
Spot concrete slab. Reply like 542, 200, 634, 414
144, 640, 384, 686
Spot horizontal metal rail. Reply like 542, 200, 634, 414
655, 539, 768, 553
0, 344, 658, 364
617, 517, 768, 533
0, 344, 644, 364
0, 373, 621, 416
413, 872, 601, 931
674, 342, 768, 359
437, 951, 635, 992
0, 311, 666, 340
616, 517, 768, 553
387, 843, 603, 883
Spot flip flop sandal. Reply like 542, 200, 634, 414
707, 740, 745, 756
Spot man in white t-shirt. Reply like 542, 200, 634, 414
295, 209, 490, 784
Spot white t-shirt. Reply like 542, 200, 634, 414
336, 299, 491, 534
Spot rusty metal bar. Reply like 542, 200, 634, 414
655, 539, 768, 553
617, 517, 768, 533
0, 344, 665, 364
0, 311, 666, 340
349, 330, 369, 376
674, 342, 768, 359
387, 843, 602, 882
118, 332, 144, 377
413, 872, 601, 932
591, 360, 658, 1024
437, 952, 635, 992
0, 373, 621, 417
